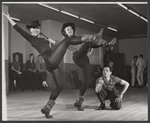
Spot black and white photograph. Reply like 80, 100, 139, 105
2, 2, 148, 121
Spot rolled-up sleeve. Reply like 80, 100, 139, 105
114, 76, 122, 84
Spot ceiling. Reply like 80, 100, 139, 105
3, 3, 148, 39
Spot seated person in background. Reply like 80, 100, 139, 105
36, 55, 48, 90
11, 54, 21, 90
95, 65, 129, 110
26, 53, 37, 91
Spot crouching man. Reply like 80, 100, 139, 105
95, 65, 129, 110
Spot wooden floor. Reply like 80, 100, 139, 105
6, 86, 148, 121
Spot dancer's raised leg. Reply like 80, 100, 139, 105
47, 29, 104, 66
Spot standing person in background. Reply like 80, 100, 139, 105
11, 54, 21, 91
26, 53, 37, 91
131, 55, 138, 87
36, 55, 48, 90
136, 54, 146, 87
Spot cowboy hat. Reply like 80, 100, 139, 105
26, 20, 42, 30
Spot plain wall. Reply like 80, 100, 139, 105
2, 5, 8, 120
119, 38, 147, 65
10, 23, 27, 63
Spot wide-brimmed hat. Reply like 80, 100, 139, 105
26, 20, 42, 30
61, 22, 75, 37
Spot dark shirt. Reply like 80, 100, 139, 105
13, 24, 52, 55
26, 60, 36, 71
12, 60, 20, 71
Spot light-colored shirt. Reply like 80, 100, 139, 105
131, 60, 136, 69
136, 58, 146, 69
36, 60, 46, 71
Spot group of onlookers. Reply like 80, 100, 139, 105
11, 53, 47, 92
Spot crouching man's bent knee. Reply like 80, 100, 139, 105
95, 65, 129, 110
111, 101, 122, 110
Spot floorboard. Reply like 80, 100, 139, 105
6, 86, 148, 121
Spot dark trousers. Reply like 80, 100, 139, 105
12, 71, 18, 80
96, 87, 122, 110
11, 71, 24, 91
36, 71, 47, 89
26, 71, 37, 90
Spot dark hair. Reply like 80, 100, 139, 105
140, 54, 143, 58
29, 53, 34, 58
14, 54, 19, 60
26, 20, 42, 30
61, 23, 75, 37
108, 58, 112, 61
15, 54, 19, 57
134, 55, 138, 59
103, 65, 113, 72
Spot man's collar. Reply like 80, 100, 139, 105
102, 75, 113, 83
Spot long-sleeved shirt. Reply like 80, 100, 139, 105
36, 60, 46, 71
13, 24, 52, 55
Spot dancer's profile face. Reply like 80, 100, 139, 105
64, 26, 74, 37
103, 67, 112, 77
30, 26, 41, 37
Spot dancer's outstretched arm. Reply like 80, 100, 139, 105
4, 12, 57, 48
3, 12, 36, 44
3, 12, 16, 26
41, 32, 56, 45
